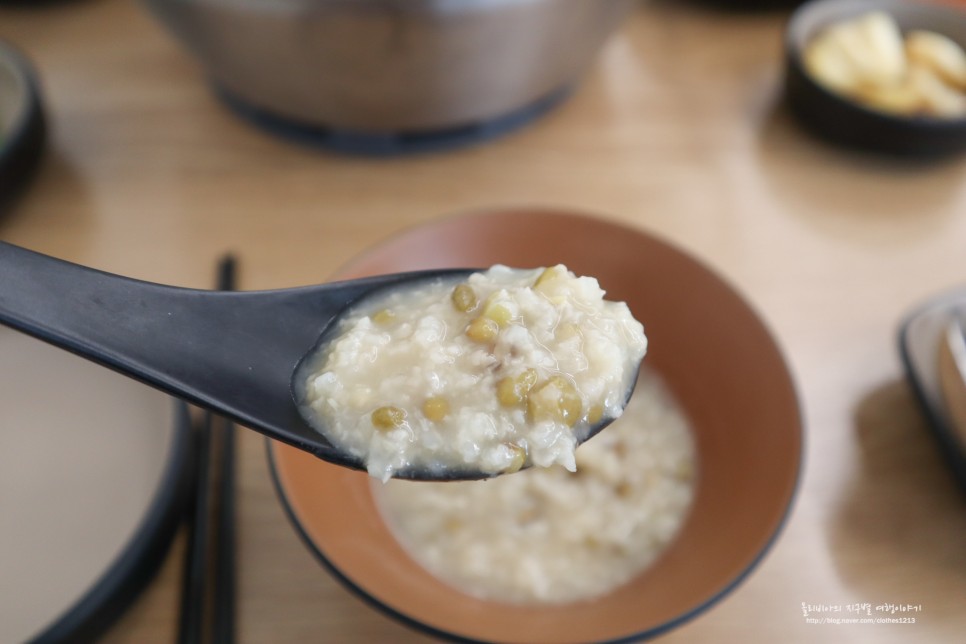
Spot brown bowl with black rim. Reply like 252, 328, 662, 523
269, 209, 803, 643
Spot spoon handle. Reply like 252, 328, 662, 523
0, 241, 201, 374
0, 242, 335, 443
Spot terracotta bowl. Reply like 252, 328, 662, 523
269, 209, 803, 643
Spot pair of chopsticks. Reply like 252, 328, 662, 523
178, 256, 238, 644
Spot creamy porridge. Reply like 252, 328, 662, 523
374, 370, 697, 604
297, 265, 647, 481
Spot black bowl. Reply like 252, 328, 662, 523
0, 38, 46, 212
899, 287, 966, 495
784, 0, 966, 157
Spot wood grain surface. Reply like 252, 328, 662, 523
2, 0, 965, 642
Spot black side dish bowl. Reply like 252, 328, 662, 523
784, 0, 966, 157
0, 38, 46, 212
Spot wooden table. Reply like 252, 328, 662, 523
3, 1, 966, 642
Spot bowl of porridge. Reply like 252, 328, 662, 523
269, 208, 803, 642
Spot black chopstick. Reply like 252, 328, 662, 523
211, 256, 237, 644
177, 255, 238, 644
178, 408, 213, 644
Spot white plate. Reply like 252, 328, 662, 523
0, 328, 181, 642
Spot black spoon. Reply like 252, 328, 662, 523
0, 242, 635, 480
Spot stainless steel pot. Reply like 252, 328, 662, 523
143, 0, 636, 132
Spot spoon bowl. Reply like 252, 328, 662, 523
0, 242, 636, 481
